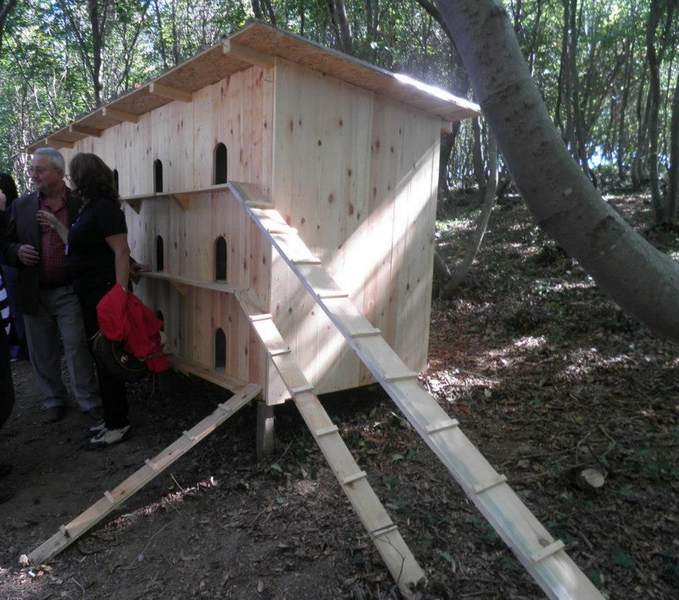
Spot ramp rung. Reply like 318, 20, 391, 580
531, 540, 565, 563
342, 471, 367, 485
269, 347, 291, 357
182, 430, 198, 443
144, 459, 158, 472
103, 491, 116, 505
59, 525, 70, 539
350, 328, 381, 338
370, 523, 398, 539
314, 425, 339, 438
292, 258, 321, 265
267, 227, 296, 234
426, 419, 459, 435
316, 290, 349, 299
249, 313, 273, 322
383, 371, 418, 383
473, 474, 507, 494
290, 384, 314, 395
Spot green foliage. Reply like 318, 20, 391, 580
0, 0, 677, 193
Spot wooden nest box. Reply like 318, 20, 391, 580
28, 22, 479, 413
26, 26, 606, 598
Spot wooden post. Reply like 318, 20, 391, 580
256, 402, 275, 458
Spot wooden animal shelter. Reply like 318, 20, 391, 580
25, 22, 604, 600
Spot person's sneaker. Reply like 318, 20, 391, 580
89, 425, 131, 447
89, 420, 106, 434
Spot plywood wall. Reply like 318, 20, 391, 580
269, 58, 441, 401
61, 66, 273, 388
59, 58, 440, 403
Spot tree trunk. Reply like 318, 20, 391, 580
667, 70, 679, 223
471, 117, 484, 186
631, 78, 651, 190
434, 0, 679, 342
438, 123, 460, 203
327, 0, 352, 53
152, 0, 169, 70
251, 0, 264, 20
647, 0, 664, 223
617, 12, 636, 181
0, 0, 17, 54
443, 134, 498, 296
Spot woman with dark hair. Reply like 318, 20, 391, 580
37, 153, 132, 446
0, 172, 27, 361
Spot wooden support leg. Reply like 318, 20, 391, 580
26, 383, 261, 565
256, 402, 275, 458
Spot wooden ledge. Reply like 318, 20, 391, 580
102, 107, 139, 123
120, 182, 231, 205
149, 82, 193, 103
172, 356, 248, 392
46, 137, 74, 149
70, 124, 103, 138
140, 271, 240, 295
223, 39, 274, 69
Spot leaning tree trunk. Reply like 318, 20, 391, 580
435, 0, 679, 342
667, 70, 679, 223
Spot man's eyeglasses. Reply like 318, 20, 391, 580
28, 166, 51, 175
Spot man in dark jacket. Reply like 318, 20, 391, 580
3, 148, 100, 421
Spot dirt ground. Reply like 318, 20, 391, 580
1, 190, 678, 599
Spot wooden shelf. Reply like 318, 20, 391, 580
172, 356, 247, 392
121, 183, 229, 204
141, 271, 240, 294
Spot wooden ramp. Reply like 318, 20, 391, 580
229, 182, 603, 600
27, 383, 261, 565
238, 297, 425, 598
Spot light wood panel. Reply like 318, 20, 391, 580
269, 59, 441, 399
53, 53, 440, 409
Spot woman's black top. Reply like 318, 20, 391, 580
66, 197, 127, 295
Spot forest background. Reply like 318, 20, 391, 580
0, 0, 677, 217
0, 3, 678, 598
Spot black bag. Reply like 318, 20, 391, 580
91, 330, 148, 381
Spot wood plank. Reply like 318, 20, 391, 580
172, 356, 247, 391
238, 300, 424, 597
26, 383, 261, 565
149, 81, 193, 103
223, 39, 274, 69
46, 137, 74, 149
69, 124, 103, 138
231, 22, 479, 122
172, 193, 192, 210
102, 107, 140, 123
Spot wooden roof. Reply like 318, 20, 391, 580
27, 21, 479, 152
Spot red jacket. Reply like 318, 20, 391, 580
96, 286, 170, 373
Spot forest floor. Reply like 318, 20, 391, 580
1, 189, 678, 600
